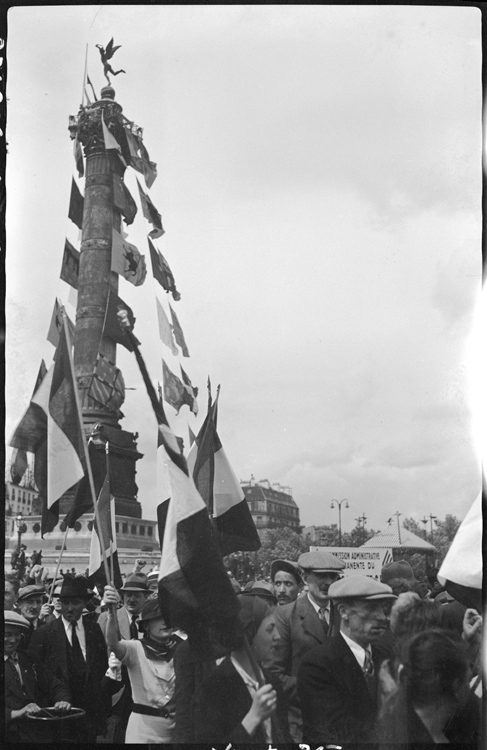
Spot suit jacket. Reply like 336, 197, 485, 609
28, 615, 110, 735
297, 632, 390, 745
4, 650, 71, 743
18, 617, 47, 651
193, 656, 291, 745
97, 606, 133, 642
266, 594, 340, 700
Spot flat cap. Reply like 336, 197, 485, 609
298, 550, 345, 573
329, 575, 397, 601
270, 559, 302, 584
17, 584, 47, 602
381, 560, 415, 584
4, 610, 30, 629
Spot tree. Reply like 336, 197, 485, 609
249, 527, 308, 578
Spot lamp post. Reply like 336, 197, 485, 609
331, 498, 349, 547
16, 513, 25, 554
355, 513, 367, 545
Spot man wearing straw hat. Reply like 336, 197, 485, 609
5, 609, 72, 742
28, 575, 110, 743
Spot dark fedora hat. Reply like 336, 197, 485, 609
120, 573, 150, 592
59, 576, 91, 600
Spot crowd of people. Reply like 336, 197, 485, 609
4, 549, 483, 745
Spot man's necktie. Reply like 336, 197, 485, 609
363, 649, 376, 699
130, 615, 139, 640
9, 656, 24, 687
318, 607, 329, 626
71, 621, 85, 667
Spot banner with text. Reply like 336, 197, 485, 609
309, 546, 393, 580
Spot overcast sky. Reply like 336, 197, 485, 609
6, 6, 483, 533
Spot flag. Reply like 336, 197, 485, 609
68, 177, 84, 229
88, 473, 123, 590
111, 228, 147, 286
64, 440, 106, 529
188, 425, 197, 448
156, 297, 178, 356
60, 239, 80, 289
9, 360, 48, 485
148, 239, 180, 301
47, 299, 75, 349
73, 134, 84, 177
136, 179, 164, 238
188, 392, 261, 556
102, 111, 127, 166
112, 173, 137, 226
180, 365, 199, 416
169, 304, 190, 357
137, 136, 158, 188
88, 353, 125, 413
46, 321, 85, 529
103, 289, 139, 352
86, 74, 97, 104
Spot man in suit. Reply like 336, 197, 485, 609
297, 575, 396, 745
28, 575, 110, 743
5, 610, 72, 743
271, 559, 302, 607
265, 550, 345, 742
97, 572, 151, 742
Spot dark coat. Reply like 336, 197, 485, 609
193, 656, 292, 745
18, 617, 47, 651
297, 632, 391, 745
4, 650, 71, 743
28, 615, 110, 737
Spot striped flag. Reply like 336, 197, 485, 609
188, 391, 261, 556
88, 473, 122, 590
9, 360, 48, 486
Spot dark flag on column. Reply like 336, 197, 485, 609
60, 239, 80, 289
169, 304, 190, 357
73, 135, 84, 178
112, 173, 137, 226
136, 180, 164, 239
68, 178, 84, 230
88, 353, 125, 413
47, 299, 75, 349
148, 239, 181, 301
103, 288, 139, 352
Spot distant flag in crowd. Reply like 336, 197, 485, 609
115, 317, 239, 647
9, 360, 48, 486
162, 359, 198, 415
64, 439, 106, 529
60, 239, 80, 289
180, 365, 199, 416
169, 304, 190, 357
68, 178, 84, 230
101, 111, 126, 167
86, 74, 97, 104
88, 470, 122, 590
103, 288, 139, 352
88, 353, 125, 413
73, 134, 84, 177
148, 239, 181, 301
45, 319, 85, 533
112, 173, 137, 226
136, 179, 164, 238
188, 389, 261, 556
111, 228, 147, 286
47, 299, 75, 349
156, 297, 178, 356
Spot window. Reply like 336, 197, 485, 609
122, 523, 128, 534
131, 525, 137, 535
147, 527, 153, 537
115, 523, 119, 533
139, 526, 145, 536
12, 489, 15, 500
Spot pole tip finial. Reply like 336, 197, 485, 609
100, 84, 116, 100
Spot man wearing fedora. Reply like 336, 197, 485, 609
4, 610, 72, 743
97, 572, 151, 742
28, 575, 110, 743
297, 574, 396, 745
271, 559, 302, 607
266, 550, 345, 742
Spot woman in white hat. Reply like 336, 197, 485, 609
103, 584, 182, 743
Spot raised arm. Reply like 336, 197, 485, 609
103, 584, 127, 660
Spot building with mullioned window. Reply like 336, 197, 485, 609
240, 476, 301, 535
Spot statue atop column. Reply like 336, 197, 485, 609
96, 38, 126, 84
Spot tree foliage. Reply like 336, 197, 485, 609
401, 514, 461, 576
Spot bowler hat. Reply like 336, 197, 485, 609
298, 550, 345, 573
59, 576, 91, 600
5, 610, 30, 629
329, 575, 397, 601
120, 573, 150, 592
270, 559, 302, 585
17, 584, 47, 603
381, 560, 415, 585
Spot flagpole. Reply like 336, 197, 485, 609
47, 524, 70, 605
60, 307, 112, 588
81, 43, 88, 108
105, 439, 115, 585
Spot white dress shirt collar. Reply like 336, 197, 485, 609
61, 615, 87, 659
340, 630, 372, 669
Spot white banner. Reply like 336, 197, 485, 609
309, 546, 393, 580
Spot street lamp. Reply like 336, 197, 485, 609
331, 499, 349, 547
355, 513, 367, 545
16, 513, 25, 553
